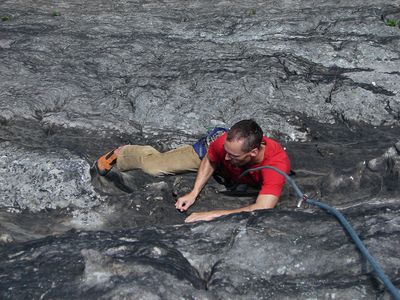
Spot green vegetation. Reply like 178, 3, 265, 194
52, 11, 61, 17
246, 8, 256, 16
1, 15, 11, 22
385, 18, 399, 27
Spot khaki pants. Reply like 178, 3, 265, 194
116, 145, 201, 176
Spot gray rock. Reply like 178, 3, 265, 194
0, 208, 399, 299
0, 0, 399, 298
0, 0, 399, 141
0, 142, 103, 212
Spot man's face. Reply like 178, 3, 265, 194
223, 139, 255, 167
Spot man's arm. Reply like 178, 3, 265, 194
175, 154, 216, 212
184, 194, 279, 223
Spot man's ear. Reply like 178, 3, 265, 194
249, 148, 259, 157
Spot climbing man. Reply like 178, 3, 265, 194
96, 119, 291, 223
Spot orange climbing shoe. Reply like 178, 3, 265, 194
96, 149, 118, 176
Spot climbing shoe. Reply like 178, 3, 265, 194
96, 149, 117, 176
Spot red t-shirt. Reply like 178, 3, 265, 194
207, 133, 291, 197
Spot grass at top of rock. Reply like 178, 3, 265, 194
385, 18, 399, 27
1, 15, 11, 22
246, 8, 256, 16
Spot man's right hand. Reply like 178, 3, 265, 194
175, 192, 197, 212
175, 154, 215, 213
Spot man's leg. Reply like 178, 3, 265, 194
139, 145, 201, 176
116, 145, 160, 172
98, 144, 201, 176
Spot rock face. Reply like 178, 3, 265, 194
1, 0, 400, 140
0, 0, 400, 299
0, 141, 102, 212
0, 199, 400, 299
1, 207, 400, 299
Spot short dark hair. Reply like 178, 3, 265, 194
227, 119, 263, 152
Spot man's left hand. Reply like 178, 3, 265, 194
185, 211, 221, 223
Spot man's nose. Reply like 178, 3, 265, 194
225, 153, 231, 161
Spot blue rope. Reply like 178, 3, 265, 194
239, 166, 400, 299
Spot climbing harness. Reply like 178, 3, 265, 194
192, 127, 228, 159
239, 166, 400, 300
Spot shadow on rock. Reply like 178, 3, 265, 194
318, 141, 400, 206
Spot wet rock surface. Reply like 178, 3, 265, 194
1, 0, 400, 299
1, 206, 400, 299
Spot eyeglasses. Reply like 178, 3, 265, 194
225, 151, 251, 160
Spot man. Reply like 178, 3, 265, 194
96, 119, 291, 223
